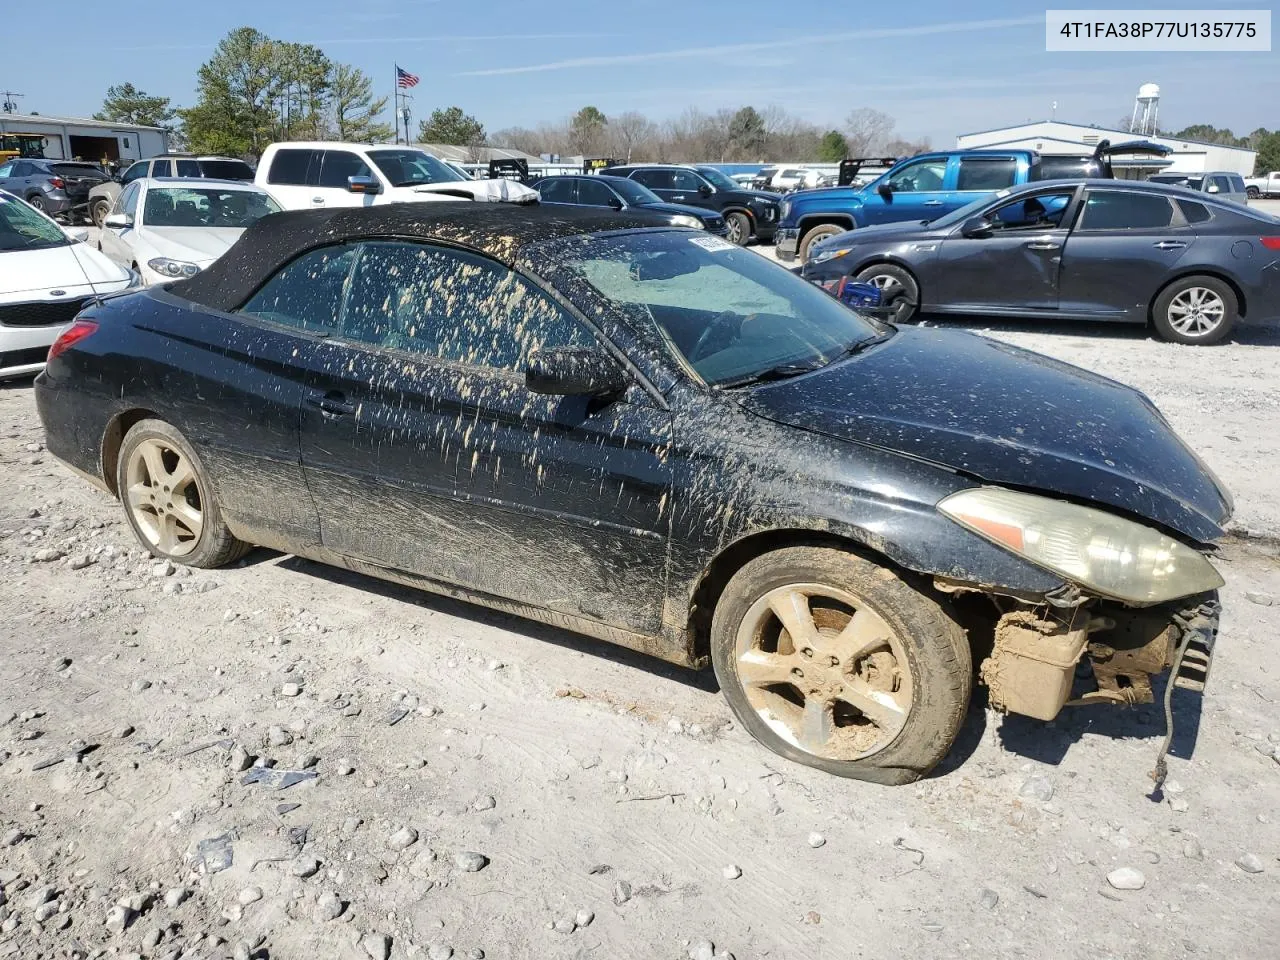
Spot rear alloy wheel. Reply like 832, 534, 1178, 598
799, 224, 845, 263
27, 195, 46, 212
854, 264, 919, 324
711, 547, 971, 784
724, 211, 752, 246
1246, 186, 1260, 199
91, 199, 111, 228
116, 419, 251, 568
1152, 276, 1237, 345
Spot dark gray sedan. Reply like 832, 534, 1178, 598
803, 179, 1280, 345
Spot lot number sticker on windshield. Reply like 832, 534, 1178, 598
688, 235, 736, 253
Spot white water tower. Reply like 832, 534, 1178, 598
1131, 83, 1160, 135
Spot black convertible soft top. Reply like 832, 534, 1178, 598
176, 202, 670, 313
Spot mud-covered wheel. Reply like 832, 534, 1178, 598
1151, 275, 1237, 345
116, 419, 251, 568
724, 211, 752, 246
91, 199, 111, 228
710, 546, 971, 785
854, 264, 919, 324
799, 223, 845, 263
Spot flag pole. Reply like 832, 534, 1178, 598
392, 65, 398, 144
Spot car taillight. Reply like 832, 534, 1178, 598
1261, 237, 1280, 250
49, 177, 65, 189
48, 320, 98, 360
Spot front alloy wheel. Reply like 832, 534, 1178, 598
711, 546, 971, 784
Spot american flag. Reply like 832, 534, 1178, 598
396, 66, 420, 89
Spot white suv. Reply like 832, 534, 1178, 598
255, 142, 538, 210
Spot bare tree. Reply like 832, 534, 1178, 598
608, 111, 657, 162
844, 107, 896, 156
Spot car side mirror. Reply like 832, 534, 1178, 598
348, 175, 381, 194
103, 213, 133, 229
607, 196, 624, 211
698, 184, 713, 197
960, 216, 994, 239
1206, 184, 1220, 193
877, 182, 894, 199
526, 346, 629, 397
64, 226, 89, 243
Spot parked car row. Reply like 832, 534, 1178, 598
32, 203, 1229, 786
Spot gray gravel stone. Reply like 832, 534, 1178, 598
722, 864, 743, 880
33, 901, 59, 922
388, 826, 419, 851
281, 682, 302, 697
237, 886, 263, 906
454, 851, 488, 873
105, 903, 134, 932
361, 932, 391, 960
807, 832, 826, 848
688, 940, 716, 960
33, 548, 64, 562
266, 725, 293, 747
1106, 867, 1146, 890
551, 918, 575, 934
1244, 591, 1275, 606
427, 944, 453, 960
980, 888, 999, 909
1182, 838, 1204, 860
292, 856, 321, 878
575, 908, 594, 928
335, 758, 356, 776
1236, 853, 1265, 874
473, 795, 496, 811
612, 880, 632, 905
163, 888, 189, 909
1019, 776, 1054, 801
1, 828, 23, 846
314, 891, 343, 921
228, 745, 253, 772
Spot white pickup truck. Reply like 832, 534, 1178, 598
1244, 171, 1280, 199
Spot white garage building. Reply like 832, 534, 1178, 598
0, 113, 169, 164
956, 121, 1256, 177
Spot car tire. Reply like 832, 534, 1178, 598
798, 223, 846, 263
710, 546, 972, 785
724, 211, 752, 246
116, 419, 252, 568
1151, 275, 1238, 346
854, 264, 919, 324
91, 199, 111, 228
1245, 186, 1260, 199
27, 195, 46, 212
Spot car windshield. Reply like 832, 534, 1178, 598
143, 187, 282, 227
367, 149, 467, 186
609, 178, 663, 204
0, 193, 69, 251
52, 163, 108, 180
546, 230, 885, 387
696, 167, 740, 191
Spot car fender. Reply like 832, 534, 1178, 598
721, 204, 756, 224
1150, 264, 1251, 317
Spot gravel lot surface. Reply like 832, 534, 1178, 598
1, 210, 1277, 960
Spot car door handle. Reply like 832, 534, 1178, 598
923, 200, 944, 206
311, 196, 325, 205
1024, 240, 1061, 251
307, 392, 355, 417
1153, 240, 1187, 250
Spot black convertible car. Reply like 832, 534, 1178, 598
36, 204, 1226, 784
803, 179, 1280, 345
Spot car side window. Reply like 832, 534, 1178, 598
632, 169, 669, 190
538, 178, 576, 203
986, 190, 1075, 230
150, 159, 171, 178
175, 159, 201, 177
120, 161, 148, 185
12, 161, 34, 177
317, 151, 372, 188
1078, 191, 1175, 230
956, 157, 1018, 191
339, 241, 594, 372
239, 245, 357, 333
577, 178, 616, 206
669, 169, 702, 191
0, 161, 12, 178
885, 158, 946, 193
118, 183, 140, 218
1228, 175, 1246, 193
1178, 200, 1212, 224
267, 149, 316, 186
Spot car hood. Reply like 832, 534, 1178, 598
739, 327, 1231, 543
789, 185, 865, 205
810, 219, 939, 255
143, 227, 246, 266
1, 243, 128, 298
406, 179, 539, 203
635, 200, 719, 219
727, 189, 782, 204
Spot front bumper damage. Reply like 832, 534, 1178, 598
979, 593, 1219, 784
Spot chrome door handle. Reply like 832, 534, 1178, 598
1025, 241, 1061, 251
1153, 240, 1187, 249
923, 200, 944, 206
311, 196, 325, 204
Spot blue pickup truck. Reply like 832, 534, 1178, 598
776, 141, 1170, 262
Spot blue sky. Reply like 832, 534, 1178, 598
6, 0, 1277, 144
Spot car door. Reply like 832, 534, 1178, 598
664, 168, 713, 209
859, 155, 950, 225
0, 160, 15, 192
4, 160, 35, 198
314, 149, 377, 208
99, 182, 141, 266
263, 148, 320, 210
932, 187, 1079, 311
297, 239, 675, 634
536, 177, 578, 206
1058, 188, 1194, 320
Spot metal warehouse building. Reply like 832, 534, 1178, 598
956, 121, 1257, 176
0, 113, 169, 164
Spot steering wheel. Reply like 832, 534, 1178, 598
690, 311, 748, 362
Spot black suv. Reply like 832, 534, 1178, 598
600, 164, 782, 245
